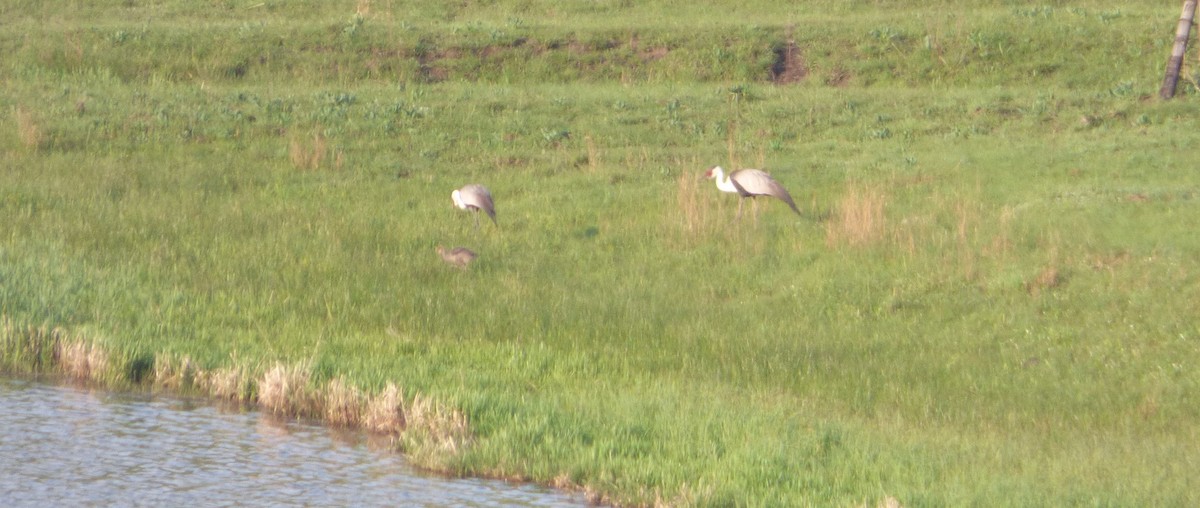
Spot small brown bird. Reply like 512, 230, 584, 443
436, 246, 478, 268
705, 165, 801, 221
451, 184, 497, 230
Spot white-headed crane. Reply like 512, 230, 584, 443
704, 166, 800, 222
451, 184, 497, 230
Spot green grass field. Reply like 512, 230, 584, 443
2, 1, 1198, 505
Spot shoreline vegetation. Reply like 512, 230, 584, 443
3, 1, 1198, 506
0, 317, 478, 486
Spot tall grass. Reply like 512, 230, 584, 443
1, 0, 1198, 506
14, 107, 43, 151
826, 183, 887, 248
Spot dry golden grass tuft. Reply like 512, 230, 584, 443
983, 205, 1015, 259
668, 167, 724, 245
584, 134, 600, 173
151, 353, 253, 402
342, 382, 472, 467
197, 365, 252, 402
1026, 240, 1065, 295
363, 382, 407, 434
289, 131, 328, 171
826, 184, 887, 248
409, 393, 471, 448
1025, 265, 1066, 295
252, 362, 471, 457
16, 106, 44, 151
258, 361, 320, 417
363, 382, 473, 459
153, 354, 196, 389
951, 198, 980, 280
56, 339, 108, 381
675, 170, 707, 233
323, 375, 364, 427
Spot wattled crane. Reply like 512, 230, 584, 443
451, 184, 496, 230
704, 166, 800, 221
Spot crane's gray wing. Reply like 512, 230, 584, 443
461, 184, 497, 222
732, 169, 801, 215
729, 169, 776, 196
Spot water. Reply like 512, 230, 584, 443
0, 377, 584, 507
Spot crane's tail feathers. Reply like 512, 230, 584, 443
786, 199, 802, 216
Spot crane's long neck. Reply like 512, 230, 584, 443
711, 167, 739, 194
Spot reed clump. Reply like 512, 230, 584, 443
254, 365, 471, 461
324, 375, 364, 427
56, 339, 108, 382
402, 393, 471, 454
258, 361, 322, 418
153, 353, 195, 390
363, 382, 407, 433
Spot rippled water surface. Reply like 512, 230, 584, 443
0, 377, 583, 507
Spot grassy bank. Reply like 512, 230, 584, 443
2, 1, 1198, 505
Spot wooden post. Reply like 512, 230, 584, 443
1161, 0, 1198, 99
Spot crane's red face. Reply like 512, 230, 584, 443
704, 167, 716, 178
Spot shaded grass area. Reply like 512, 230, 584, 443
3, 0, 1200, 506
